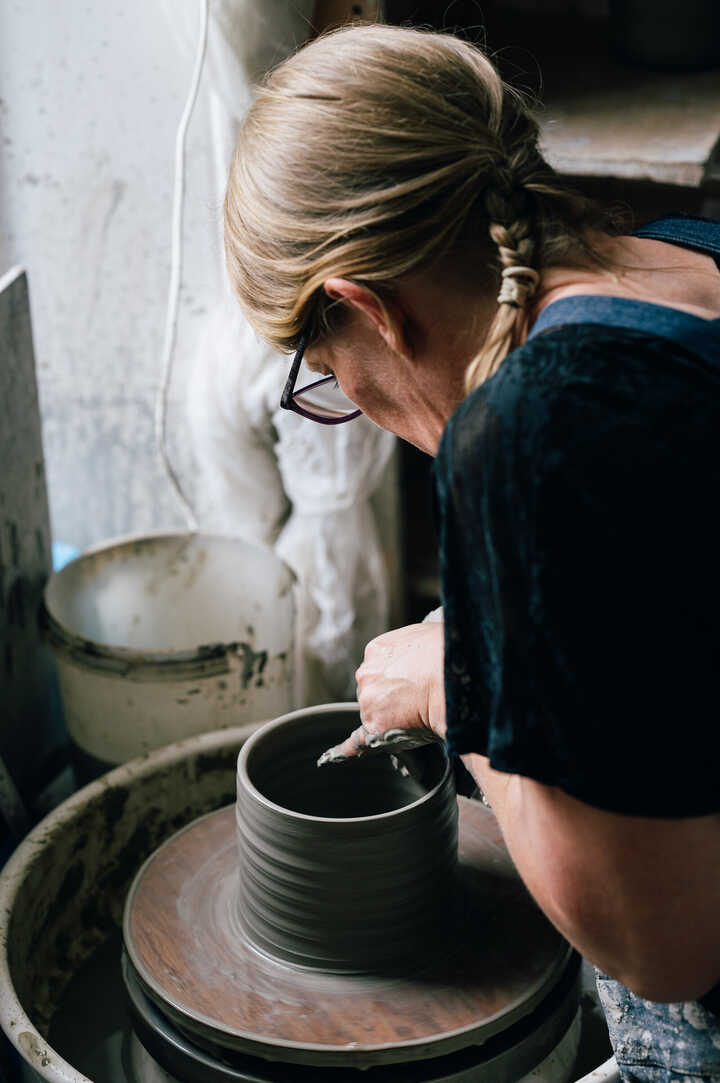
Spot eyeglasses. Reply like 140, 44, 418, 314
280, 330, 362, 425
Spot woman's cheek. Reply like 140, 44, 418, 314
337, 369, 367, 409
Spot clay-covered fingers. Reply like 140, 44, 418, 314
317, 723, 372, 766
317, 723, 444, 768
317, 623, 446, 769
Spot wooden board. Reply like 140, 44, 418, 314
124, 798, 571, 1069
0, 266, 57, 834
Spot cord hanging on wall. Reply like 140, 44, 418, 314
155, 0, 210, 531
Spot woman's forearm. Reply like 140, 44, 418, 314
461, 753, 513, 810
460, 752, 720, 1003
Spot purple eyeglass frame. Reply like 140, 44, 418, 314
280, 329, 362, 425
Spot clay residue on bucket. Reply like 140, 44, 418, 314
17, 1030, 53, 1070
235, 641, 268, 690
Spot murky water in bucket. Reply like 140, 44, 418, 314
47, 935, 128, 1081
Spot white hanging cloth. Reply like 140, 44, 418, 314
161, 0, 396, 702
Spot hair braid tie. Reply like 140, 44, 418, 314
497, 264, 540, 308
488, 217, 539, 308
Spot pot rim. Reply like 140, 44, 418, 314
236, 702, 452, 825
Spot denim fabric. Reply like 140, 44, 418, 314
633, 215, 720, 259
528, 217, 720, 360
528, 294, 720, 358
596, 971, 720, 1083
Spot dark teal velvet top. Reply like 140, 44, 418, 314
434, 218, 720, 816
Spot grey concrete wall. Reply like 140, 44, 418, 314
0, 1, 220, 550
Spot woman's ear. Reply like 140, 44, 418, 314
323, 278, 413, 360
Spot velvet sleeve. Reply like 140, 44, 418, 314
434, 325, 720, 816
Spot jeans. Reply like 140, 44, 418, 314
596, 970, 720, 1082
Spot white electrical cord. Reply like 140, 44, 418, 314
155, 0, 210, 531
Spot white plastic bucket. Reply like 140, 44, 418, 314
41, 532, 296, 771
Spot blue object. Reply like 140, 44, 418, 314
528, 214, 720, 357
51, 542, 79, 572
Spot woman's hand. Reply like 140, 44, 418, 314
318, 622, 446, 765
357, 622, 446, 739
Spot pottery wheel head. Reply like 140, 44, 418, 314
123, 796, 572, 1069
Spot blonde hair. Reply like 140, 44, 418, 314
225, 24, 619, 392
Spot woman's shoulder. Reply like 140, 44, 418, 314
438, 321, 716, 482
480, 320, 704, 411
